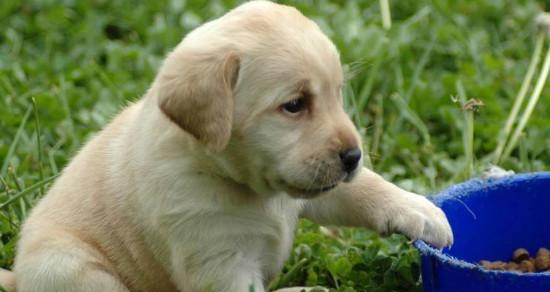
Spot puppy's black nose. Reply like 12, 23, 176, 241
339, 148, 362, 173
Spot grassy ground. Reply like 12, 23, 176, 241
1, 0, 549, 291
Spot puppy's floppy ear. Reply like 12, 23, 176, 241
156, 49, 240, 152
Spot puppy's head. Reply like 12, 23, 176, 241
154, 1, 362, 198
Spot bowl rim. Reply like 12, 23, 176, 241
414, 171, 550, 277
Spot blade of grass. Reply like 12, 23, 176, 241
31, 97, 45, 196
401, 6, 431, 28
273, 258, 308, 288
92, 61, 124, 100
371, 94, 384, 158
390, 93, 431, 146
456, 80, 474, 179
1, 105, 32, 176
0, 75, 16, 97
0, 174, 17, 228
48, 150, 59, 174
502, 44, 550, 162
464, 110, 474, 178
493, 32, 545, 164
426, 160, 437, 190
379, 0, 392, 30
58, 77, 79, 150
519, 132, 528, 170
344, 81, 364, 127
0, 176, 8, 194
404, 34, 436, 103
357, 57, 382, 110
392, 34, 436, 133
0, 174, 59, 211
7, 166, 28, 220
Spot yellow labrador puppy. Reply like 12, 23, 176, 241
0, 1, 453, 291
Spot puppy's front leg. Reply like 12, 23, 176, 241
302, 167, 453, 248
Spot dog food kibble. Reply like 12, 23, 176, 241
535, 248, 550, 271
479, 248, 550, 273
512, 248, 530, 262
519, 260, 536, 273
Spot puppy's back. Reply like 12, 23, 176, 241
14, 101, 177, 292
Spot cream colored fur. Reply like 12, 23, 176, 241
0, 1, 453, 291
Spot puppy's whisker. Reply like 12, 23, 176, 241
319, 165, 330, 189
305, 159, 323, 192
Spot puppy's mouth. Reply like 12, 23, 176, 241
279, 180, 339, 198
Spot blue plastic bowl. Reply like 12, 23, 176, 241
415, 172, 550, 292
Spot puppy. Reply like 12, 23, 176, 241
1, 1, 452, 291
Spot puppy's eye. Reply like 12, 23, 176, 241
281, 98, 306, 115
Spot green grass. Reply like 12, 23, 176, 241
1, 0, 549, 291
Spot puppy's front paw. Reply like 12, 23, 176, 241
390, 194, 453, 248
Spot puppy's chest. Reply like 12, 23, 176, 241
156, 191, 303, 280
212, 195, 302, 277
